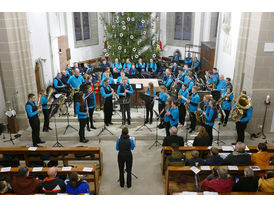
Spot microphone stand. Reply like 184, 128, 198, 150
63, 102, 77, 135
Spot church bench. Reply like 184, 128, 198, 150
0, 166, 99, 195
161, 146, 274, 175
173, 192, 274, 195
0, 147, 103, 176
165, 165, 274, 195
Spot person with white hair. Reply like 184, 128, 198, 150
162, 126, 184, 146
42, 167, 66, 193
224, 142, 251, 166
232, 168, 258, 192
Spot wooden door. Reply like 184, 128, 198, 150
58, 35, 70, 71
35, 62, 41, 94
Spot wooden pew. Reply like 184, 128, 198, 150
0, 166, 99, 195
0, 147, 103, 176
161, 146, 274, 175
165, 165, 274, 195
173, 192, 274, 195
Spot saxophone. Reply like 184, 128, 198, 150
47, 87, 56, 108
195, 102, 206, 123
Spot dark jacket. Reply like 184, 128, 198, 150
162, 135, 184, 147
193, 135, 211, 146
232, 176, 258, 192
11, 176, 42, 195
223, 151, 251, 166
185, 158, 204, 166
42, 177, 66, 193
204, 155, 224, 166
165, 151, 186, 168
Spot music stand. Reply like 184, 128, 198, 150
213, 121, 225, 146
149, 110, 161, 149
63, 102, 77, 135
97, 122, 113, 143
131, 83, 143, 112
135, 93, 152, 132
49, 103, 63, 147
2, 122, 21, 145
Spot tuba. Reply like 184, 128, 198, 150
231, 94, 252, 121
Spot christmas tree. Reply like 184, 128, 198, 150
101, 12, 162, 64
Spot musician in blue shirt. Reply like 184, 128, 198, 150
40, 89, 52, 132
202, 99, 218, 145
144, 82, 156, 124
216, 74, 226, 93
61, 71, 70, 85
123, 58, 132, 73
233, 93, 253, 143
224, 77, 233, 94
212, 68, 220, 81
178, 83, 189, 126
163, 98, 172, 137
129, 64, 137, 75
146, 58, 157, 73
172, 51, 182, 62
174, 69, 185, 92
100, 71, 115, 86
100, 78, 115, 126
187, 86, 200, 133
85, 85, 97, 131
54, 73, 70, 96
101, 59, 111, 68
65, 65, 73, 77
25, 93, 44, 147
191, 57, 200, 72
74, 62, 82, 74
171, 62, 179, 76
117, 70, 129, 84
207, 71, 218, 90
75, 92, 89, 143
136, 58, 146, 74
67, 69, 85, 90
82, 63, 90, 75
184, 53, 193, 66
112, 58, 123, 73
154, 85, 168, 128
163, 70, 173, 90
117, 78, 134, 125
221, 87, 233, 127
185, 73, 195, 93
169, 100, 179, 127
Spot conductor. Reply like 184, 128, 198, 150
116, 127, 135, 188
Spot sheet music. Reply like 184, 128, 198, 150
180, 191, 198, 195
190, 166, 200, 174
28, 147, 38, 151
203, 191, 218, 195
250, 166, 261, 171
1, 167, 11, 172
82, 167, 93, 172
32, 167, 43, 172
200, 166, 211, 170
136, 84, 142, 89
62, 167, 72, 171
228, 166, 238, 170
221, 146, 234, 151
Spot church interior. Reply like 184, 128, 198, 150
1, 6, 274, 198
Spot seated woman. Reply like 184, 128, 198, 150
165, 143, 186, 170
128, 64, 137, 75
251, 142, 270, 168
200, 167, 233, 193
232, 168, 258, 192
193, 126, 211, 146
100, 71, 115, 86
101, 67, 113, 80
258, 171, 274, 192
66, 172, 91, 195
185, 150, 204, 166
117, 70, 129, 84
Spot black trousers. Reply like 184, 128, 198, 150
29, 117, 41, 146
104, 101, 113, 124
179, 104, 186, 125
118, 152, 133, 187
189, 112, 197, 130
204, 124, 213, 146
145, 102, 154, 122
236, 121, 248, 142
158, 103, 165, 124
42, 109, 49, 130
121, 103, 130, 124
87, 108, 95, 127
79, 118, 88, 141
164, 121, 171, 137
221, 110, 231, 124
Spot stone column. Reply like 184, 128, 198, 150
0, 12, 37, 129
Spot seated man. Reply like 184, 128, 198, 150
165, 143, 185, 170
100, 71, 115, 86
162, 127, 184, 146
129, 64, 137, 75
184, 53, 192, 67
207, 71, 218, 89
204, 147, 224, 166
11, 166, 42, 195
146, 58, 157, 73
82, 63, 90, 75
65, 64, 74, 77
101, 58, 111, 68
162, 69, 173, 90
117, 70, 129, 84
200, 167, 233, 193
223, 142, 251, 166
191, 57, 200, 72
172, 51, 182, 62
258, 171, 274, 192
112, 58, 123, 73
42, 167, 66, 194
171, 62, 179, 76
67, 68, 85, 90
61, 70, 70, 85
123, 58, 132, 73
53, 73, 70, 96
232, 168, 258, 192
136, 58, 146, 74
185, 151, 204, 166
73, 62, 82, 74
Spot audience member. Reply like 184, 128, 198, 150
193, 126, 211, 146
0, 175, 13, 194
223, 142, 251, 166
232, 168, 258, 192
11, 166, 42, 195
165, 143, 186, 169
66, 172, 91, 195
251, 143, 270, 168
162, 127, 184, 146
204, 147, 224, 166
42, 167, 66, 193
185, 151, 204, 166
258, 171, 274, 192
200, 167, 233, 193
